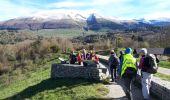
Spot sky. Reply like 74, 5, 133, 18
0, 0, 170, 21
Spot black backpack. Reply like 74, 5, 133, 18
111, 56, 119, 68
123, 67, 137, 78
144, 54, 158, 74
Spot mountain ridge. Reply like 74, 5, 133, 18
0, 11, 170, 30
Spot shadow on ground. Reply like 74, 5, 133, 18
85, 96, 128, 100
5, 78, 100, 100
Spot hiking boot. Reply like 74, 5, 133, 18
111, 80, 114, 82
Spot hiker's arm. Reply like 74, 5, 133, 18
118, 57, 123, 75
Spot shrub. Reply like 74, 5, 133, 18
50, 45, 60, 53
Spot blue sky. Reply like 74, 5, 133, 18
0, 0, 170, 21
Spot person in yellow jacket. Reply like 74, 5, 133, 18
120, 48, 138, 100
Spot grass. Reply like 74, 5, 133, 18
0, 55, 108, 100
20, 29, 105, 38
159, 61, 170, 69
154, 73, 170, 82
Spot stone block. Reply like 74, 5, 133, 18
51, 63, 108, 81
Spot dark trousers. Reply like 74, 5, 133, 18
110, 67, 116, 81
123, 76, 135, 100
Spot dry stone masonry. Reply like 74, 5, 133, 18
51, 63, 109, 81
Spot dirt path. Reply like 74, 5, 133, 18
104, 79, 157, 100
157, 67, 170, 75
98, 55, 158, 100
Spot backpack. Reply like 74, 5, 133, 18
123, 67, 137, 78
111, 56, 119, 68
144, 54, 158, 74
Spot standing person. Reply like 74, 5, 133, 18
82, 49, 87, 61
121, 48, 138, 100
108, 50, 120, 82
119, 50, 124, 61
77, 51, 82, 65
69, 50, 77, 64
139, 48, 158, 100
86, 51, 91, 60
133, 48, 139, 58
89, 50, 93, 60
118, 50, 124, 76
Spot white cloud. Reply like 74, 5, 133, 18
144, 11, 170, 20
92, 0, 125, 5
33, 9, 101, 18
1, 0, 170, 21
0, 0, 40, 21
47, 0, 127, 8
48, 1, 87, 8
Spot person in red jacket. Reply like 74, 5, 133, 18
77, 51, 82, 65
91, 51, 99, 64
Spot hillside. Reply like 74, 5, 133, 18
0, 55, 108, 100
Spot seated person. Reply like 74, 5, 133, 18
69, 51, 77, 64
91, 51, 99, 64
77, 51, 82, 65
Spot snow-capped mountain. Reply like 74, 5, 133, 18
0, 10, 170, 30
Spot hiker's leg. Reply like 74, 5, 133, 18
123, 77, 132, 99
114, 68, 117, 80
142, 72, 150, 99
148, 74, 152, 89
124, 77, 131, 92
110, 67, 114, 81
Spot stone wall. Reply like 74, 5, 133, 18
150, 77, 170, 100
99, 56, 170, 100
51, 64, 109, 81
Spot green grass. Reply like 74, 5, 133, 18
20, 29, 105, 38
159, 61, 170, 69
154, 73, 170, 81
0, 56, 108, 100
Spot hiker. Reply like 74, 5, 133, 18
77, 51, 82, 65
119, 50, 124, 61
108, 50, 120, 82
82, 49, 87, 61
139, 48, 159, 100
133, 48, 139, 58
118, 50, 124, 77
86, 51, 91, 60
91, 51, 99, 64
69, 50, 77, 64
120, 48, 138, 99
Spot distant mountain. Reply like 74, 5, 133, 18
0, 11, 170, 30
136, 18, 170, 26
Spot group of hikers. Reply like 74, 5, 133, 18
108, 48, 159, 100
69, 49, 99, 65
68, 48, 159, 100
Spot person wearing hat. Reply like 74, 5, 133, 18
108, 50, 120, 82
120, 48, 138, 99
139, 48, 154, 100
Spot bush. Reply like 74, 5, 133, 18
0, 74, 9, 86
0, 66, 10, 75
50, 45, 60, 53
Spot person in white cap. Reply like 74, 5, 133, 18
139, 48, 153, 100
108, 50, 119, 82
